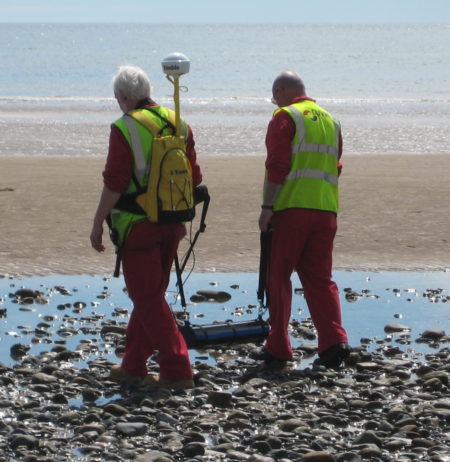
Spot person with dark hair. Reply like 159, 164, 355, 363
256, 70, 350, 369
90, 65, 202, 389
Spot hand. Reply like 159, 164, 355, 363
259, 209, 273, 232
90, 222, 105, 252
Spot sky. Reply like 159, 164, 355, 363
0, 0, 449, 23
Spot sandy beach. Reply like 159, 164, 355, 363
0, 154, 450, 277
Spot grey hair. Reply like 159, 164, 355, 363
112, 65, 151, 100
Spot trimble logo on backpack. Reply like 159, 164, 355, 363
171, 169, 188, 175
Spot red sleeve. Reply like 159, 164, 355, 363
103, 126, 133, 193
186, 126, 203, 186
265, 110, 295, 184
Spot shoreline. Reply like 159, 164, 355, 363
1, 154, 450, 278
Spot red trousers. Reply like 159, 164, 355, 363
120, 220, 192, 381
265, 208, 348, 360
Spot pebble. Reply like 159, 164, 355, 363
195, 290, 232, 302
384, 323, 412, 333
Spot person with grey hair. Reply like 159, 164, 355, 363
254, 70, 350, 369
90, 65, 202, 389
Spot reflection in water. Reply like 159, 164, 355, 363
0, 271, 449, 370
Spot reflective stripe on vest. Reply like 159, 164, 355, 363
123, 115, 148, 181
285, 168, 338, 186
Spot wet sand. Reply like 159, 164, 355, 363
0, 154, 450, 277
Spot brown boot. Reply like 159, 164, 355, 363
108, 365, 142, 384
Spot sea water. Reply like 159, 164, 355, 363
1, 23, 449, 157
0, 271, 449, 370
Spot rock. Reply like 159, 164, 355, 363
52, 393, 68, 404
182, 442, 205, 457
183, 431, 206, 444
135, 451, 174, 462
355, 444, 382, 458
10, 343, 30, 359
250, 440, 272, 454
76, 424, 105, 435
103, 403, 129, 416
384, 323, 411, 333
355, 362, 381, 372
100, 325, 126, 336
9, 434, 38, 450
277, 418, 309, 432
82, 389, 101, 402
421, 371, 449, 384
411, 438, 435, 448
32, 372, 58, 384
207, 391, 233, 408
302, 451, 336, 461
420, 329, 446, 340
352, 431, 383, 447
195, 290, 232, 302
14, 288, 40, 301
190, 294, 207, 303
116, 422, 147, 436
247, 455, 277, 462
337, 453, 362, 462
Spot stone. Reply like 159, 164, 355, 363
116, 422, 147, 437
103, 403, 129, 416
9, 434, 39, 450
195, 290, 232, 302
384, 323, 411, 333
420, 329, 446, 340
134, 450, 174, 461
182, 442, 205, 457
278, 418, 309, 432
207, 391, 233, 408
352, 431, 383, 447
302, 451, 337, 461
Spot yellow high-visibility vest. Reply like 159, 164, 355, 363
273, 100, 341, 214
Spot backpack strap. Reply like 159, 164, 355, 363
144, 107, 188, 139
128, 109, 164, 136
122, 114, 148, 182
144, 107, 176, 134
128, 108, 188, 139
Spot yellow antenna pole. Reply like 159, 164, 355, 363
173, 75, 181, 136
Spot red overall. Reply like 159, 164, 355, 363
104, 100, 202, 381
120, 220, 192, 380
265, 209, 348, 360
264, 96, 348, 360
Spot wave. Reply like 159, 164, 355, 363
1, 95, 449, 106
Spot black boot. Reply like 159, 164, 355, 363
313, 342, 351, 369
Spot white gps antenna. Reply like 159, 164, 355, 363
161, 52, 190, 136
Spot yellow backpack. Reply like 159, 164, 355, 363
128, 108, 195, 224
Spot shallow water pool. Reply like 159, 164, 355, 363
0, 271, 449, 370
